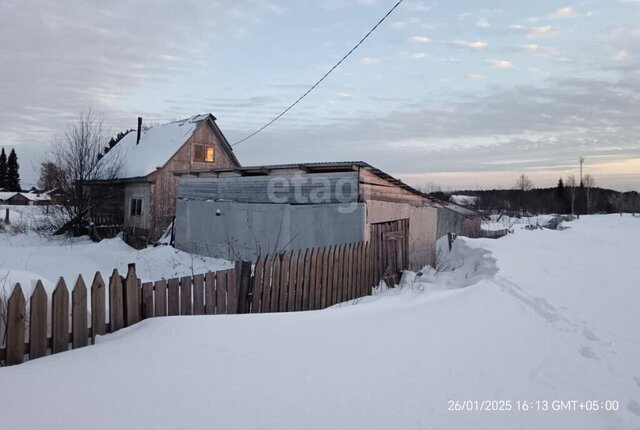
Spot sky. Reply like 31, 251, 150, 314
1, 0, 639, 191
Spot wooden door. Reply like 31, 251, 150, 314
370, 218, 409, 286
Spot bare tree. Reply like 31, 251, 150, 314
47, 110, 122, 234
583, 174, 595, 214
566, 175, 577, 215
515, 173, 533, 191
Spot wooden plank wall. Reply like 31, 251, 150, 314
0, 240, 380, 367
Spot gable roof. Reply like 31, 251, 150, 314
97, 113, 239, 180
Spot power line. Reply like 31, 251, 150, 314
231, 0, 405, 147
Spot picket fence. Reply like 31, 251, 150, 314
0, 241, 377, 366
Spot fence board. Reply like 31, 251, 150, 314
109, 270, 124, 332
270, 256, 281, 313
300, 249, 314, 311
322, 246, 333, 307
180, 276, 193, 316
141, 282, 154, 319
226, 269, 238, 314
297, 249, 308, 311
72, 275, 88, 349
216, 270, 227, 314
155, 279, 167, 317
29, 281, 48, 359
312, 248, 323, 310
251, 256, 265, 313
6, 284, 26, 365
287, 250, 299, 312
332, 245, 341, 304
204, 272, 215, 315
125, 265, 139, 326
278, 253, 290, 312
193, 274, 204, 315
238, 262, 252, 314
52, 278, 69, 353
261, 255, 274, 313
91, 273, 106, 341
167, 278, 180, 316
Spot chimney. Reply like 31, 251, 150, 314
136, 117, 142, 145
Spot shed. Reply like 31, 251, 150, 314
174, 161, 440, 273
435, 201, 482, 239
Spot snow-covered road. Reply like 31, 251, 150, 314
1, 214, 639, 429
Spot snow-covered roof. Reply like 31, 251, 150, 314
450, 195, 478, 206
0, 191, 17, 201
21, 192, 51, 202
98, 114, 210, 179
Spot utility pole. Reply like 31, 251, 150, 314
579, 156, 585, 187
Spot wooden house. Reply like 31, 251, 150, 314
173, 161, 442, 273
88, 114, 240, 243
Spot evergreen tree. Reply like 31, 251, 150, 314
7, 148, 20, 191
556, 178, 565, 197
0, 148, 6, 189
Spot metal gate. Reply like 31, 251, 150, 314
370, 218, 409, 285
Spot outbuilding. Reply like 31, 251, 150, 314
174, 161, 440, 273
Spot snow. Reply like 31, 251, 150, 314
1, 215, 639, 429
97, 114, 208, 179
0, 191, 17, 201
450, 194, 478, 206
0, 232, 233, 296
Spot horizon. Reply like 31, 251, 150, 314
1, 0, 639, 191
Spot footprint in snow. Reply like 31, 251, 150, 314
578, 345, 598, 360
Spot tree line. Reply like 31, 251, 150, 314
432, 173, 640, 215
0, 147, 20, 191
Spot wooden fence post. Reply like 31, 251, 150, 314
192, 274, 204, 316
180, 276, 193, 316
124, 264, 140, 325
237, 261, 252, 314
109, 270, 124, 332
6, 284, 26, 365
141, 282, 154, 319
52, 278, 69, 354
72, 275, 88, 349
29, 281, 48, 359
91, 273, 106, 341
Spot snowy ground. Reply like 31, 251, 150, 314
1, 214, 639, 429
0, 232, 233, 296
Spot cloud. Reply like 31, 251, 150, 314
552, 7, 574, 19
487, 59, 513, 68
527, 26, 559, 39
467, 73, 486, 80
613, 50, 630, 60
411, 52, 426, 59
452, 40, 488, 49
476, 18, 491, 28
411, 35, 431, 43
359, 57, 380, 65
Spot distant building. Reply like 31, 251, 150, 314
87, 114, 240, 243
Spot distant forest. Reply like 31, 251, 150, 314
431, 183, 640, 215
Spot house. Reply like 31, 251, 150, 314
173, 161, 441, 272
88, 114, 240, 243
0, 191, 16, 203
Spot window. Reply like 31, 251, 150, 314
205, 145, 215, 162
193, 144, 215, 162
130, 198, 142, 216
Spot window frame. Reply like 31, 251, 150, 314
130, 197, 143, 217
193, 143, 215, 163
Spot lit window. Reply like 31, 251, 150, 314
205, 145, 215, 162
